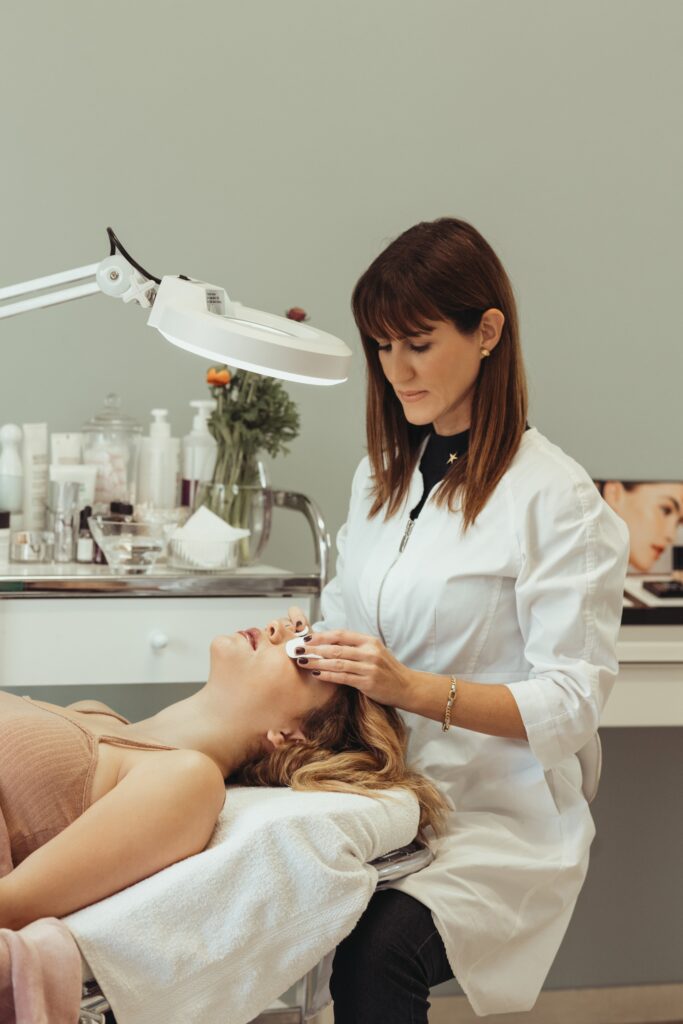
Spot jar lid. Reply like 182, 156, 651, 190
0, 510, 10, 529
82, 393, 142, 434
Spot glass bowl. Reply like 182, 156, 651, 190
133, 506, 192, 562
88, 517, 167, 575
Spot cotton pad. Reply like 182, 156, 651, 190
285, 636, 324, 661
169, 504, 250, 569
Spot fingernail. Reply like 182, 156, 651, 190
297, 657, 308, 665
303, 633, 313, 642
295, 620, 303, 628
312, 670, 321, 676
295, 646, 305, 655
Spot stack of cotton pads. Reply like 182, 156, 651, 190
168, 505, 250, 570
84, 444, 131, 504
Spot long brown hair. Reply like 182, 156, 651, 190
232, 686, 449, 841
352, 216, 529, 532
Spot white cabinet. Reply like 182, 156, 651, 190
0, 596, 315, 688
607, 624, 683, 726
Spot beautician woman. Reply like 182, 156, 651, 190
283, 217, 630, 1021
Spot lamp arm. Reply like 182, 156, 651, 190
0, 227, 352, 383
0, 255, 156, 321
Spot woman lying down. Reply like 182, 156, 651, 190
0, 615, 447, 930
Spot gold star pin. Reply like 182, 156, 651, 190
447, 452, 459, 465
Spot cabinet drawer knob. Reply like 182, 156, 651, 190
149, 630, 169, 651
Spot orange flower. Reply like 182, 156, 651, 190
207, 367, 231, 386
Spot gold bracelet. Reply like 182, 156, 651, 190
442, 675, 458, 732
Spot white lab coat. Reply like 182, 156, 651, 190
312, 426, 629, 1016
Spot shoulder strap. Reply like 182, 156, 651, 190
65, 700, 131, 725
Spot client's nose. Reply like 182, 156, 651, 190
265, 619, 298, 643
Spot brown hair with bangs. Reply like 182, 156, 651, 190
352, 216, 529, 532
232, 686, 449, 841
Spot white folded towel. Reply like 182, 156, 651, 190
66, 785, 420, 1024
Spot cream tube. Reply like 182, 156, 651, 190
21, 423, 49, 530
50, 432, 83, 466
49, 464, 97, 509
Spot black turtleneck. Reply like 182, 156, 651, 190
409, 422, 531, 520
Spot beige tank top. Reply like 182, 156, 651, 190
0, 691, 175, 867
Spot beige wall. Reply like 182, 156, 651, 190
1, 0, 681, 993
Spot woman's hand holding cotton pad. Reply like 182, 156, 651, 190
285, 635, 324, 661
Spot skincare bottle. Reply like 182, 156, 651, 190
0, 511, 9, 569
181, 400, 217, 508
76, 505, 95, 563
21, 423, 49, 530
0, 424, 24, 514
137, 409, 180, 509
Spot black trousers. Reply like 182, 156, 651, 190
330, 889, 455, 1024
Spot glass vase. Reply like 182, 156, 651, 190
193, 458, 272, 567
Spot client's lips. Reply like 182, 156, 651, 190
238, 629, 258, 651
246, 628, 260, 650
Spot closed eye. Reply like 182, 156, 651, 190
377, 344, 431, 353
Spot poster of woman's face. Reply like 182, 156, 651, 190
593, 481, 683, 615
594, 481, 683, 573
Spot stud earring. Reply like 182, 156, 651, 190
480, 347, 491, 358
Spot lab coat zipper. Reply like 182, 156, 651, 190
376, 516, 416, 644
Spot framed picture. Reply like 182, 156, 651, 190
593, 479, 683, 623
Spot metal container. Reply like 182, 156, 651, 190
46, 480, 80, 562
9, 530, 56, 562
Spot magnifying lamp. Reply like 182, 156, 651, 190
0, 228, 353, 386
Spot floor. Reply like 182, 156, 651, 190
316, 984, 683, 1024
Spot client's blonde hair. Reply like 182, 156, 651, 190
232, 687, 449, 840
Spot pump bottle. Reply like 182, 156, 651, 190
0, 424, 24, 514
181, 400, 218, 508
137, 409, 180, 508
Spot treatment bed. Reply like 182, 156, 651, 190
68, 784, 427, 1024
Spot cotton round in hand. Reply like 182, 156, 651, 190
285, 636, 324, 661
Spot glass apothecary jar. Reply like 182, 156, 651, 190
82, 394, 142, 508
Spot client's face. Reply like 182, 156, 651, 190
208, 618, 337, 748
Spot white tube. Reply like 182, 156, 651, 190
21, 424, 49, 530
